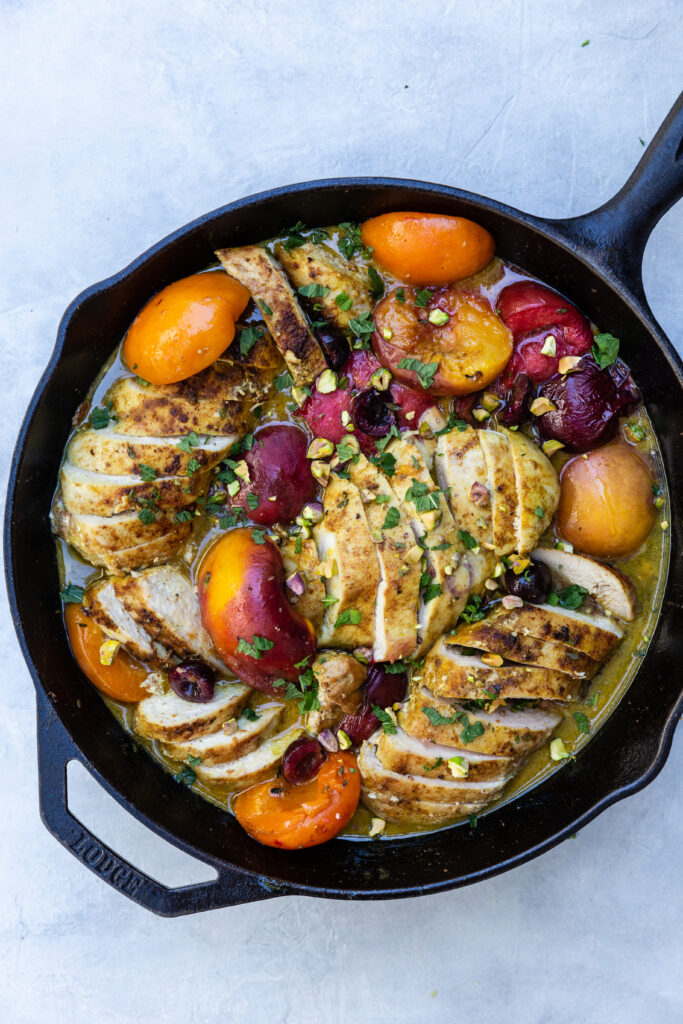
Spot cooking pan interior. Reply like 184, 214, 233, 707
8, 180, 683, 897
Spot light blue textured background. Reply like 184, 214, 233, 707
1, 2, 681, 1022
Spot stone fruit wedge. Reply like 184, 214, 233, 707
314, 473, 380, 649
348, 453, 421, 662
134, 683, 251, 743
216, 245, 327, 385
434, 425, 493, 550
359, 741, 509, 805
477, 429, 518, 556
401, 686, 561, 758
507, 429, 560, 553
275, 241, 373, 330
423, 637, 582, 701
450, 607, 600, 678
376, 725, 516, 782
161, 704, 285, 766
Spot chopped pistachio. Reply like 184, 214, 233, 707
540, 334, 557, 356
472, 407, 490, 422
448, 755, 469, 778
509, 553, 530, 575
660, 520, 669, 531
302, 503, 324, 524
625, 422, 646, 443
558, 355, 582, 374
484, 578, 498, 591
481, 652, 504, 667
492, 561, 505, 578
233, 459, 250, 482
405, 544, 423, 564
307, 437, 334, 459
99, 639, 120, 666
555, 540, 574, 553
316, 369, 338, 394
337, 729, 352, 750
369, 817, 386, 837
316, 557, 338, 579
480, 391, 501, 413
549, 737, 570, 761
291, 386, 309, 407
529, 396, 557, 416
371, 367, 392, 390
421, 509, 442, 532
380, 327, 393, 341
654, 494, 665, 508
311, 460, 331, 486
227, 479, 241, 497
428, 309, 449, 326
502, 594, 524, 609
542, 439, 565, 456
340, 409, 351, 426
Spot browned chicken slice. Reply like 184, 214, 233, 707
215, 246, 327, 385
507, 430, 560, 552
450, 609, 600, 678
314, 473, 380, 649
434, 425, 493, 550
60, 461, 207, 517
401, 686, 561, 758
531, 546, 637, 622
423, 637, 582, 701
376, 726, 516, 782
487, 602, 623, 661
280, 536, 326, 633
348, 454, 421, 662
52, 498, 191, 572
67, 427, 235, 477
360, 789, 483, 827
478, 429, 518, 556
305, 651, 366, 732
134, 683, 251, 742
105, 363, 266, 436
161, 704, 285, 766
275, 241, 374, 330
112, 566, 223, 669
83, 579, 162, 664
194, 727, 302, 788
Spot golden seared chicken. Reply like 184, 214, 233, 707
216, 246, 327, 385
275, 241, 374, 330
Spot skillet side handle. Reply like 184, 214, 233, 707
550, 91, 683, 302
36, 691, 276, 916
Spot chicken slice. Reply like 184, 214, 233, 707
112, 566, 223, 669
134, 683, 251, 742
423, 637, 582, 701
105, 363, 266, 436
359, 743, 508, 809
194, 727, 302, 788
360, 788, 483, 827
478, 429, 518, 556
161, 704, 285, 766
348, 454, 421, 662
376, 725, 516, 782
305, 651, 366, 733
83, 579, 161, 664
215, 246, 326, 385
401, 686, 561, 758
280, 536, 326, 634
314, 473, 380, 649
531, 546, 637, 622
434, 425, 493, 550
60, 461, 207, 517
487, 602, 623, 661
386, 435, 471, 653
52, 498, 191, 572
274, 241, 374, 330
67, 427, 235, 477
507, 429, 560, 553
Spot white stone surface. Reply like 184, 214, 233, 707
1, 1, 681, 1021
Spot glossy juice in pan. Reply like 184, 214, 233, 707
6, 93, 683, 913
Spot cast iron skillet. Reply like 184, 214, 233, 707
5, 94, 683, 916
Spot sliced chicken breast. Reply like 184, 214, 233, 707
386, 435, 470, 653
401, 686, 561, 758
215, 246, 327, 385
434, 425, 493, 550
112, 566, 222, 669
376, 725, 516, 782
53, 498, 191, 572
314, 473, 380, 649
67, 427, 235, 477
161, 704, 285, 766
532, 546, 637, 622
349, 454, 421, 662
275, 241, 374, 330
359, 741, 509, 805
424, 638, 582, 701
306, 651, 366, 733
194, 728, 301, 788
281, 536, 326, 633
60, 461, 206, 517
451, 610, 600, 678
478, 429, 518, 556
507, 429, 560, 553
360, 788, 483, 826
134, 683, 251, 742
83, 579, 163, 665
105, 363, 265, 436
490, 601, 623, 661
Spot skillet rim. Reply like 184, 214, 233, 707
6, 175, 683, 905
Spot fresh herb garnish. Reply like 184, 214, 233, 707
591, 332, 619, 369
395, 287, 405, 304
138, 464, 157, 482
548, 584, 588, 610
414, 288, 433, 308
334, 608, 362, 629
239, 325, 264, 356
251, 528, 267, 544
435, 412, 468, 435
175, 766, 196, 785
382, 507, 400, 530
423, 757, 443, 772
273, 370, 293, 392
282, 220, 306, 251
422, 706, 463, 726
245, 493, 259, 510
397, 357, 439, 389
177, 432, 200, 452
298, 283, 330, 298
137, 508, 156, 524
371, 451, 397, 477
175, 509, 193, 523
237, 635, 274, 659
573, 710, 590, 734
534, 506, 545, 518
338, 221, 372, 260
372, 705, 397, 735
367, 266, 384, 299
242, 707, 261, 721
91, 402, 114, 430
186, 457, 200, 476
459, 594, 485, 624
458, 529, 478, 550
335, 292, 353, 311
60, 583, 84, 604
258, 299, 273, 316
349, 313, 375, 339
421, 583, 443, 605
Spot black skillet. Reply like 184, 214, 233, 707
5, 94, 683, 916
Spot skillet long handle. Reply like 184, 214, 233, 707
550, 90, 683, 300
36, 691, 276, 916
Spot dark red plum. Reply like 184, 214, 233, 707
232, 424, 317, 525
